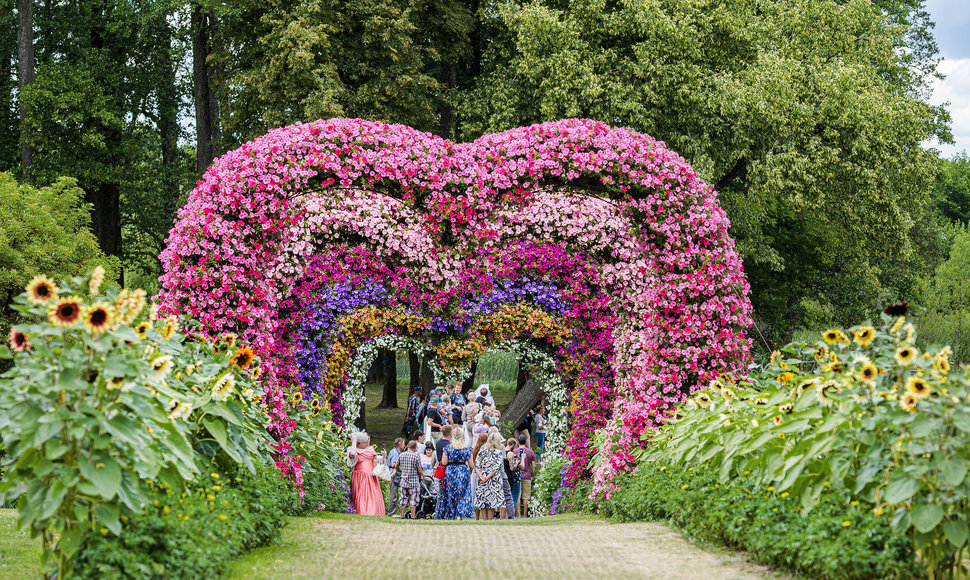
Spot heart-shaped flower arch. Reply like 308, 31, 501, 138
158, 118, 753, 496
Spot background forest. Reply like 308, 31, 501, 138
2, 0, 969, 359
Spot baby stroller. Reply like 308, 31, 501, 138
407, 479, 437, 519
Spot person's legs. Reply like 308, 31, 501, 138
511, 481, 521, 518
536, 432, 546, 455
521, 479, 532, 517
388, 478, 399, 515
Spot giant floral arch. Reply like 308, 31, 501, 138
157, 118, 753, 495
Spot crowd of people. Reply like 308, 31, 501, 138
347, 382, 546, 520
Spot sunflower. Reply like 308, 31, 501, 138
217, 332, 237, 349
753, 397, 769, 407
161, 316, 179, 340
900, 392, 919, 413
83, 302, 114, 336
776, 371, 795, 384
88, 265, 106, 295
932, 356, 950, 376
816, 381, 839, 407
721, 388, 736, 402
107, 376, 133, 392
903, 323, 916, 344
211, 374, 234, 401
135, 321, 151, 339
814, 346, 828, 362
770, 350, 782, 365
890, 316, 906, 334
822, 329, 841, 344
858, 363, 879, 383
26, 274, 58, 304
47, 296, 84, 327
779, 402, 794, 414
167, 400, 192, 421
905, 376, 931, 399
8, 328, 29, 352
309, 398, 322, 410
292, 391, 304, 404
772, 415, 784, 426
853, 326, 876, 348
895, 346, 916, 367
230, 347, 255, 369
149, 355, 174, 384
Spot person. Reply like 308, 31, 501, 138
433, 425, 452, 497
462, 400, 481, 445
448, 384, 465, 426
427, 397, 444, 442
438, 397, 452, 428
515, 408, 535, 449
505, 438, 520, 518
416, 390, 431, 441
435, 428, 474, 520
421, 442, 437, 492
474, 432, 506, 521
411, 430, 427, 452
435, 424, 453, 464
397, 440, 423, 519
476, 384, 495, 406
404, 386, 423, 437
386, 438, 405, 516
516, 434, 538, 517
346, 431, 385, 516
470, 433, 488, 519
533, 404, 547, 458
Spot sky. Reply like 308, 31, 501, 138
926, 0, 970, 157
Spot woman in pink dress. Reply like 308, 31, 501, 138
346, 431, 386, 516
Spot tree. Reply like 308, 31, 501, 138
931, 153, 970, 226
458, 0, 949, 341
376, 348, 398, 408
192, 2, 220, 173
15, 0, 32, 169
917, 228, 970, 362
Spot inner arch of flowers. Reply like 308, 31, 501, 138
157, 117, 754, 495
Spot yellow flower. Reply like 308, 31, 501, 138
857, 363, 878, 383
26, 274, 58, 304
721, 388, 736, 402
852, 326, 876, 348
83, 301, 115, 336
814, 346, 828, 362
88, 265, 106, 295
47, 296, 84, 327
776, 372, 795, 384
753, 397, 769, 407
229, 347, 255, 369
905, 376, 931, 399
900, 392, 919, 412
695, 392, 712, 407
842, 521, 852, 527
167, 400, 192, 421
770, 350, 782, 364
822, 329, 841, 344
161, 316, 179, 340
211, 374, 234, 401
816, 381, 839, 407
903, 323, 916, 343
779, 402, 794, 414
772, 415, 784, 426
894, 346, 916, 367
135, 321, 151, 339
889, 316, 906, 334
932, 356, 950, 376
150, 355, 174, 384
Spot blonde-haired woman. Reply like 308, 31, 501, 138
346, 431, 385, 516
474, 432, 506, 520
435, 427, 473, 519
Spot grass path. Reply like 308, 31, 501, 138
228, 513, 782, 580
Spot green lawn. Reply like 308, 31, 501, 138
0, 510, 40, 580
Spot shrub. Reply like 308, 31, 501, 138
74, 463, 291, 579
604, 464, 921, 579
639, 311, 970, 577
0, 173, 118, 354
0, 270, 272, 578
918, 227, 970, 362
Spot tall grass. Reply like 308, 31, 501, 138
394, 350, 521, 390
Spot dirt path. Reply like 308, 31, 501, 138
229, 514, 781, 580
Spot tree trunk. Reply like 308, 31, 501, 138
355, 397, 366, 431
438, 62, 456, 139
461, 360, 477, 395
408, 351, 420, 397
377, 349, 398, 409
16, 0, 34, 169
516, 362, 528, 392
501, 378, 543, 430
192, 4, 219, 174
157, 16, 179, 273
88, 5, 122, 260
419, 354, 437, 393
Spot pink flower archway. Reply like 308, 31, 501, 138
158, 118, 753, 495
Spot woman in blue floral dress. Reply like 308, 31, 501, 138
435, 428, 474, 520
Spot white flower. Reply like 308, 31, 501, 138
211, 374, 235, 401
149, 355, 173, 384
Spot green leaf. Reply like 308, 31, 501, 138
884, 473, 921, 504
953, 411, 970, 434
912, 502, 944, 533
78, 456, 122, 499
203, 418, 241, 462
910, 414, 933, 438
944, 518, 970, 548
0, 345, 12, 359
941, 458, 968, 487
94, 503, 121, 535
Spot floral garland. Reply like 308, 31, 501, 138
157, 118, 754, 496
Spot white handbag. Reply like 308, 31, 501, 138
370, 460, 393, 481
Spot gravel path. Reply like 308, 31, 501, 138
229, 514, 782, 580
